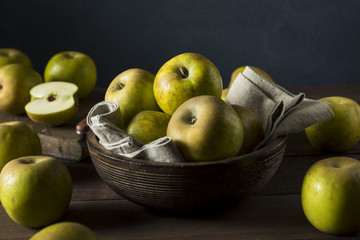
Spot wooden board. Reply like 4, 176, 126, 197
0, 88, 106, 162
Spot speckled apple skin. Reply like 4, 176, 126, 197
305, 97, 360, 152
0, 48, 32, 68
153, 52, 223, 115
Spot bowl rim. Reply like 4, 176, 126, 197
86, 129, 287, 168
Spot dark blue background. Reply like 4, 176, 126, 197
1, 0, 360, 88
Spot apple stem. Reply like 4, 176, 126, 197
0, 84, 2, 90
179, 67, 189, 78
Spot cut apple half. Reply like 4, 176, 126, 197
25, 81, 79, 126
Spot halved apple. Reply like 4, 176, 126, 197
25, 81, 79, 126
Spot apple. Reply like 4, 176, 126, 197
229, 66, 274, 88
305, 96, 360, 152
231, 104, 264, 155
301, 157, 360, 235
167, 95, 243, 162
0, 155, 72, 228
105, 68, 161, 128
0, 48, 32, 68
0, 121, 42, 171
30, 221, 99, 240
44, 51, 97, 99
0, 63, 43, 114
221, 88, 229, 100
126, 110, 171, 144
25, 81, 79, 126
154, 52, 223, 115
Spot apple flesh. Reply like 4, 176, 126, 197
167, 95, 243, 162
229, 66, 273, 88
301, 157, 360, 235
0, 156, 72, 228
154, 52, 223, 115
231, 104, 264, 155
105, 68, 161, 128
30, 221, 99, 240
25, 81, 79, 126
305, 96, 360, 152
44, 51, 97, 99
0, 121, 42, 171
0, 63, 43, 114
126, 110, 171, 144
0, 48, 32, 68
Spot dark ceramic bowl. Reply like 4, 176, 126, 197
86, 129, 287, 211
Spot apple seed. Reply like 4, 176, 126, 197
47, 93, 57, 102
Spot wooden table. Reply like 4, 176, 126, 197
1, 84, 360, 240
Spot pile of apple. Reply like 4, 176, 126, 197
0, 48, 97, 126
104, 52, 265, 162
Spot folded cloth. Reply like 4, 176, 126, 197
225, 66, 334, 149
87, 101, 185, 163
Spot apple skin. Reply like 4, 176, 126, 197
44, 51, 97, 99
301, 157, 360, 235
305, 96, 360, 152
0, 63, 43, 114
167, 95, 243, 162
0, 121, 42, 171
25, 82, 79, 126
0, 48, 32, 68
154, 52, 223, 115
126, 110, 171, 144
105, 68, 161, 128
231, 104, 264, 155
0, 155, 72, 228
229, 66, 273, 88
221, 88, 229, 100
30, 222, 99, 240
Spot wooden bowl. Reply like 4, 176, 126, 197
86, 130, 287, 211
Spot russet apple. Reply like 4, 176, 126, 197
44, 51, 97, 99
0, 121, 42, 171
0, 48, 32, 68
105, 68, 161, 128
305, 96, 360, 152
229, 66, 273, 88
0, 63, 43, 114
30, 222, 99, 240
126, 110, 171, 144
167, 95, 243, 162
0, 156, 72, 228
25, 81, 79, 126
231, 104, 264, 155
301, 157, 360, 235
154, 52, 223, 115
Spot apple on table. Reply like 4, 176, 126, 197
44, 51, 97, 99
0, 48, 32, 68
0, 155, 72, 228
301, 157, 360, 235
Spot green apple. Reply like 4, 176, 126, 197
126, 110, 171, 144
0, 48, 32, 68
25, 81, 79, 126
30, 222, 99, 240
231, 104, 264, 155
229, 66, 273, 88
0, 121, 42, 171
167, 95, 243, 162
305, 96, 360, 152
0, 63, 43, 114
301, 157, 360, 235
221, 88, 229, 100
0, 155, 72, 228
105, 68, 161, 128
44, 51, 97, 99
154, 52, 223, 115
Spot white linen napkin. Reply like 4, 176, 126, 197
225, 66, 334, 149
